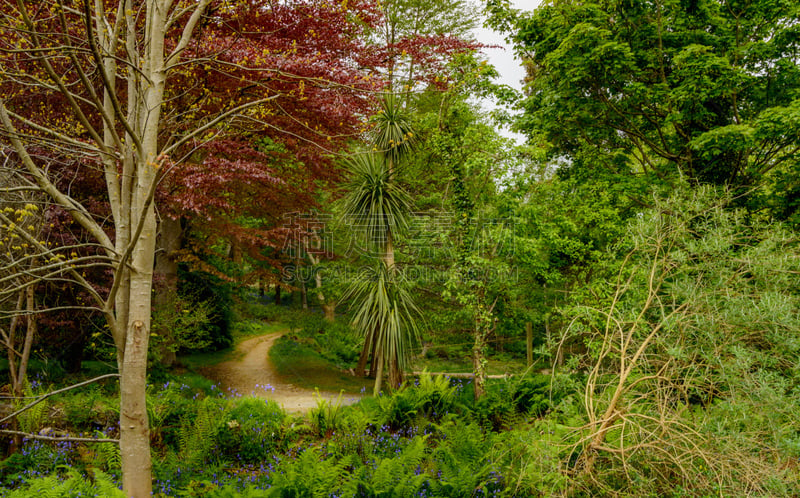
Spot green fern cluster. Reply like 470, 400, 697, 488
16, 382, 47, 434
374, 371, 458, 429
178, 397, 224, 466
366, 435, 429, 496
89, 436, 121, 473
0, 468, 124, 498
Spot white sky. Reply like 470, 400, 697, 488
472, 0, 542, 142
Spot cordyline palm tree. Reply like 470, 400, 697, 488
342, 93, 419, 393
344, 261, 421, 394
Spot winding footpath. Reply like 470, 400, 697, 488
199, 331, 360, 413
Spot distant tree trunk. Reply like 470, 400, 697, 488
229, 241, 243, 264
322, 304, 335, 322
310, 250, 334, 322
388, 349, 403, 389
6, 287, 35, 454
62, 334, 86, 374
275, 285, 281, 305
472, 298, 497, 401
526, 322, 533, 367
154, 216, 182, 367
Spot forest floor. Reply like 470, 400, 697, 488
199, 330, 362, 413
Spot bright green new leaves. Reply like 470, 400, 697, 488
504, 0, 800, 217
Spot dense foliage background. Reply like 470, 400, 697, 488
1, 0, 799, 496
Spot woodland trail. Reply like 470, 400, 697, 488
199, 331, 361, 413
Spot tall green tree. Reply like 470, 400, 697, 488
412, 83, 517, 398
495, 0, 800, 219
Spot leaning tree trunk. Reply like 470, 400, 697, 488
6, 287, 35, 455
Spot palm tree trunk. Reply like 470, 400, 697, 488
389, 350, 403, 389
356, 330, 373, 376
368, 337, 379, 378
373, 348, 384, 396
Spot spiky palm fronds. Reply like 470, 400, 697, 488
373, 93, 415, 165
341, 152, 413, 255
344, 263, 421, 383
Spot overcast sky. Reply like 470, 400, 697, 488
472, 0, 541, 142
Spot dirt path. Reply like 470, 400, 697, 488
200, 331, 360, 413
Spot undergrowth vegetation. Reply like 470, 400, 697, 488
0, 371, 571, 497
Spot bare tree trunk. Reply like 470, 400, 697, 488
119, 204, 156, 497
526, 322, 533, 367
155, 217, 181, 296
5, 291, 23, 396
7, 289, 28, 454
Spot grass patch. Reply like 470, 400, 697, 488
269, 337, 371, 394
232, 319, 286, 341
180, 319, 286, 369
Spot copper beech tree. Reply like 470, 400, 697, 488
0, 0, 384, 495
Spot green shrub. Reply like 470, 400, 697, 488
470, 381, 519, 431
266, 448, 360, 498
314, 321, 360, 367
0, 441, 79, 487
285, 309, 324, 335
150, 290, 216, 368
429, 421, 500, 497
177, 396, 228, 466
308, 390, 346, 437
